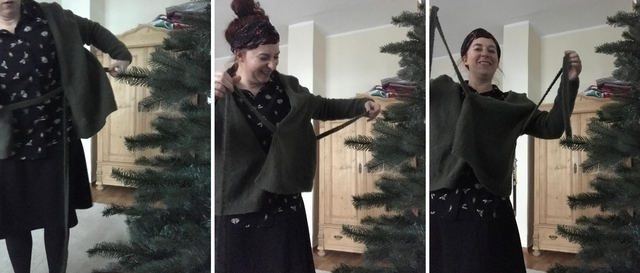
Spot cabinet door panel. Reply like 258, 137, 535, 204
320, 120, 362, 225
317, 96, 398, 254
534, 97, 612, 254
538, 114, 581, 225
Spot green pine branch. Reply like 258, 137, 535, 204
114, 66, 151, 87
543, 5, 640, 272
344, 135, 373, 151
338, 4, 425, 272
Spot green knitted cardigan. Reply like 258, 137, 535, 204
430, 74, 579, 197
215, 72, 370, 215
41, 2, 132, 138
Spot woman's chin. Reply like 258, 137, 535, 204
258, 74, 271, 83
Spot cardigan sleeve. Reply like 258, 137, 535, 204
69, 10, 132, 62
308, 94, 371, 121
523, 78, 579, 139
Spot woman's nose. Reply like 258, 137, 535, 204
268, 60, 277, 70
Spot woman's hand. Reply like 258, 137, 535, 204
108, 60, 130, 77
364, 100, 381, 121
215, 71, 241, 98
565, 50, 582, 81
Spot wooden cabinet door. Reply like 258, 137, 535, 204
319, 119, 368, 226
533, 96, 612, 255
317, 96, 397, 255
535, 113, 581, 227
95, 25, 167, 188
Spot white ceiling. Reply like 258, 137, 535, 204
430, 0, 632, 58
213, 0, 419, 58
214, 0, 634, 59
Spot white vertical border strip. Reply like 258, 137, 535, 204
211, 1, 216, 271
423, 0, 429, 270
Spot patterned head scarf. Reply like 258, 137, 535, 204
230, 19, 280, 52
460, 28, 501, 59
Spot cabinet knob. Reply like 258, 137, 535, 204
574, 163, 577, 174
359, 163, 362, 173
549, 235, 558, 240
334, 235, 343, 240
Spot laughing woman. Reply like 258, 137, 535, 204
214, 0, 381, 272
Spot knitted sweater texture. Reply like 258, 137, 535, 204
215, 73, 370, 215
41, 3, 132, 138
430, 74, 579, 197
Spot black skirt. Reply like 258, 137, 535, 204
0, 139, 92, 239
430, 166, 526, 273
215, 192, 315, 273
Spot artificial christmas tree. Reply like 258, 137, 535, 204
548, 4, 640, 273
333, 4, 426, 273
86, 1, 211, 272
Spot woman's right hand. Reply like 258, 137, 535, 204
214, 71, 241, 98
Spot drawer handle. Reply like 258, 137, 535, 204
358, 164, 362, 174
334, 235, 343, 240
574, 163, 577, 174
549, 235, 558, 240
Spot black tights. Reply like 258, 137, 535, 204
5, 227, 68, 273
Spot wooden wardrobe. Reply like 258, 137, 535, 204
316, 95, 397, 256
94, 25, 168, 189
532, 95, 612, 255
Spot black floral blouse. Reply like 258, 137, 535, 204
430, 84, 514, 221
221, 70, 303, 228
0, 1, 70, 160
231, 70, 291, 154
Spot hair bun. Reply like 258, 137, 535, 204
231, 0, 266, 18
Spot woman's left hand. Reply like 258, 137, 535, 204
565, 50, 582, 80
108, 60, 131, 77
364, 100, 381, 121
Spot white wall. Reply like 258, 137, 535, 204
430, 23, 625, 248
502, 21, 541, 249
325, 25, 407, 98
103, 0, 187, 35
540, 26, 623, 103
56, 0, 184, 32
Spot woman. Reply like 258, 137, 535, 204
214, 0, 381, 272
0, 1, 131, 272
429, 28, 582, 272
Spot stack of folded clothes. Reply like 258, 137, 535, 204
366, 76, 416, 98
581, 76, 632, 98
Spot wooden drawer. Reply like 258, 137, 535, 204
537, 226, 579, 253
321, 226, 364, 253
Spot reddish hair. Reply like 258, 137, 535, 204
224, 0, 280, 75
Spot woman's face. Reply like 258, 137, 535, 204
236, 43, 280, 85
0, 0, 21, 17
462, 37, 499, 80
